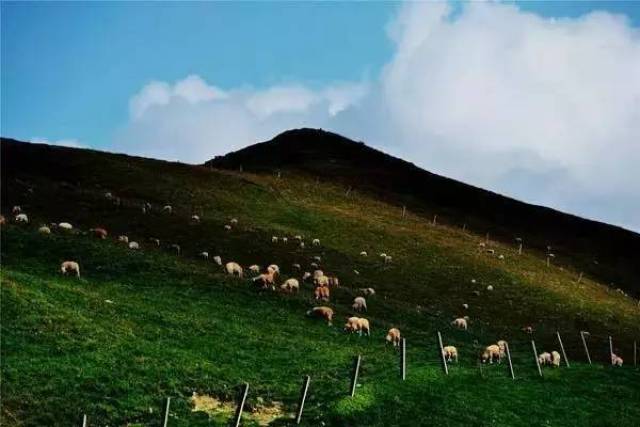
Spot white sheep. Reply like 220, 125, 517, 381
191, 214, 201, 223
249, 265, 260, 274
313, 256, 321, 262
361, 287, 375, 296
302, 272, 312, 281
280, 278, 300, 293
15, 213, 29, 223
38, 225, 51, 234
611, 353, 624, 367
170, 244, 181, 255
272, 236, 278, 243
225, 262, 243, 278
538, 352, 552, 366
384, 255, 392, 264
292, 263, 301, 270
462, 303, 469, 310
129, 241, 140, 250
149, 237, 160, 246
310, 262, 319, 268
486, 285, 494, 291
442, 346, 458, 363
224, 224, 232, 231
313, 270, 324, 280
199, 251, 209, 260
163, 205, 173, 214
498, 254, 505, 260
118, 235, 129, 244
213, 256, 222, 266
379, 253, 387, 258
282, 237, 288, 244
268, 264, 280, 274
360, 251, 368, 257
352, 296, 367, 312
451, 317, 468, 330
299, 241, 305, 249
312, 238, 320, 246
294, 235, 303, 241
551, 351, 561, 367
58, 222, 73, 231
12, 205, 21, 215
230, 218, 238, 225
61, 261, 80, 278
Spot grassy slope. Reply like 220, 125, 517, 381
2, 143, 640, 426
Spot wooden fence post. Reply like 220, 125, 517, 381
505, 341, 515, 380
233, 383, 249, 427
580, 331, 592, 365
295, 375, 311, 425
161, 397, 170, 427
531, 340, 543, 377
577, 272, 583, 283
609, 336, 614, 365
432, 214, 437, 226
402, 205, 406, 219
350, 355, 362, 397
401, 338, 407, 380
462, 223, 467, 232
437, 331, 449, 375
556, 331, 570, 368
81, 414, 87, 427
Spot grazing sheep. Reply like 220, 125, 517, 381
314, 286, 330, 301
230, 218, 238, 225
253, 271, 276, 290
90, 228, 108, 239
12, 205, 21, 215
345, 317, 370, 336
191, 214, 201, 223
60, 261, 80, 278
497, 340, 508, 357
104, 192, 113, 200
249, 265, 260, 274
58, 222, 73, 231
272, 236, 278, 243
486, 285, 494, 292
129, 241, 140, 250
442, 346, 458, 362
611, 353, 623, 367
538, 352, 552, 366
313, 270, 324, 280
551, 351, 561, 367
149, 238, 160, 246
225, 262, 243, 278
299, 242, 305, 249
213, 256, 222, 266
268, 264, 280, 275
478, 242, 486, 248
312, 238, 320, 246
224, 224, 232, 231
15, 213, 29, 223
451, 318, 468, 330
462, 303, 469, 310
163, 205, 173, 214
294, 235, 303, 241
472, 290, 481, 296
327, 276, 340, 288
361, 287, 375, 296
354, 270, 360, 275
352, 296, 367, 312
384, 255, 392, 264
498, 254, 505, 260
306, 306, 334, 325
170, 244, 181, 255
386, 328, 401, 346
522, 325, 534, 334
379, 253, 387, 258
292, 263, 301, 270
118, 235, 129, 244
471, 279, 477, 284
280, 278, 300, 293
199, 252, 209, 260
360, 251, 367, 257
313, 255, 321, 262
302, 272, 312, 281
482, 345, 502, 364
38, 225, 51, 234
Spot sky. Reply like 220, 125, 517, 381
2, 1, 639, 232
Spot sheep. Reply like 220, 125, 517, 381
0, 215, 5, 226
451, 317, 468, 330
313, 255, 321, 262
253, 271, 276, 290
471, 279, 477, 284
386, 328, 401, 346
384, 255, 392, 264
611, 353, 623, 367
345, 317, 370, 336
497, 340, 508, 357
90, 228, 108, 239
486, 285, 494, 292
312, 238, 320, 246
462, 303, 469, 310
314, 286, 330, 301
170, 244, 181, 255
199, 252, 209, 260
225, 262, 243, 278
352, 296, 367, 312
327, 276, 340, 288
38, 225, 51, 234
306, 306, 334, 325
191, 214, 201, 223
129, 241, 140, 250
478, 242, 486, 248
280, 278, 300, 293
442, 346, 458, 362
104, 192, 113, 200
213, 256, 222, 266
15, 213, 29, 223
292, 263, 301, 270
482, 345, 501, 364
551, 351, 561, 367
267, 264, 280, 275
310, 262, 319, 269
522, 325, 534, 334
379, 253, 387, 258
149, 237, 160, 246
12, 205, 21, 215
472, 290, 481, 296
293, 235, 303, 241
224, 224, 232, 231
538, 352, 552, 366
230, 218, 238, 225
360, 251, 368, 257
353, 270, 360, 275
163, 205, 173, 214
299, 241, 305, 249
302, 272, 312, 281
60, 261, 80, 278
315, 275, 329, 288
248, 265, 260, 274
361, 287, 375, 296
118, 235, 129, 244
498, 254, 505, 260
58, 222, 73, 231
313, 270, 324, 280
272, 236, 279, 243
282, 237, 288, 244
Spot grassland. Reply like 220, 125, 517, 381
2, 141, 639, 426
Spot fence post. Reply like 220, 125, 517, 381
295, 375, 311, 425
437, 331, 448, 375
350, 355, 362, 397
556, 331, 570, 368
577, 272, 583, 283
580, 331, 592, 365
81, 414, 87, 427
505, 342, 515, 380
401, 338, 407, 380
233, 383, 249, 427
531, 340, 543, 377
634, 341, 637, 367
609, 336, 614, 365
432, 214, 437, 226
462, 223, 467, 232
162, 397, 170, 427
402, 205, 406, 219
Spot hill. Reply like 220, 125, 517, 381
2, 136, 639, 426
207, 128, 640, 296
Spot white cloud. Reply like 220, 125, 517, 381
31, 137, 85, 148
113, 2, 640, 231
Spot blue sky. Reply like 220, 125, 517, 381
2, 2, 640, 231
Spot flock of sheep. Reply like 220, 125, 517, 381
2, 197, 627, 368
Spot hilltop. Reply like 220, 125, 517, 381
2, 136, 639, 426
208, 128, 640, 296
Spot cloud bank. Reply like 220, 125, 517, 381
113, 2, 640, 231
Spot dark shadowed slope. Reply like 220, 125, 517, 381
206, 128, 640, 295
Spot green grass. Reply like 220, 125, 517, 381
2, 146, 640, 426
